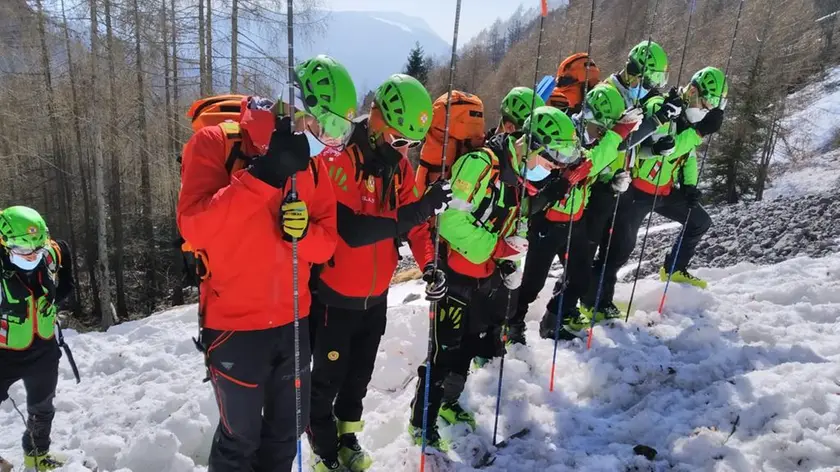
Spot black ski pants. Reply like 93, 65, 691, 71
0, 342, 60, 456
409, 270, 506, 430
307, 300, 386, 461
204, 321, 311, 472
596, 186, 712, 303
512, 211, 591, 325
581, 183, 621, 308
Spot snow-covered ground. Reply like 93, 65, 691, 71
765, 66, 840, 200
3, 253, 840, 471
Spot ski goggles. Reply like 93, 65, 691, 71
386, 133, 422, 149
643, 69, 669, 89
6, 244, 45, 258
284, 83, 355, 148
701, 93, 728, 110
529, 136, 580, 164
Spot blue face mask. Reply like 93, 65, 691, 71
303, 130, 326, 157
10, 252, 43, 271
628, 84, 649, 101
524, 164, 552, 182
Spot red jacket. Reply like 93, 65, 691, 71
315, 129, 434, 310
177, 125, 337, 331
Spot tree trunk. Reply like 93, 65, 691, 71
132, 0, 157, 314
104, 0, 128, 320
61, 0, 94, 319
89, 0, 115, 329
171, 0, 185, 306
231, 0, 238, 92
35, 0, 71, 240
206, 0, 214, 94
198, 0, 207, 96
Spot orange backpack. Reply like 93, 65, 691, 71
549, 53, 601, 113
417, 91, 486, 193
184, 94, 252, 175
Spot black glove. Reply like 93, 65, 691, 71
419, 179, 453, 217
422, 263, 447, 301
682, 185, 701, 208
655, 87, 684, 124
541, 174, 571, 203
248, 116, 311, 188
651, 135, 676, 156
693, 108, 724, 137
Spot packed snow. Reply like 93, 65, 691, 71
3, 252, 840, 471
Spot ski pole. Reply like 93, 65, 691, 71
420, 1, 461, 469
586, 0, 664, 343
492, 0, 550, 444
658, 0, 745, 314
285, 2, 302, 471
548, 0, 594, 390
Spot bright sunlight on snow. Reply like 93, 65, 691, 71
3, 254, 840, 471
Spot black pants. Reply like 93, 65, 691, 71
307, 300, 386, 460
0, 343, 60, 456
409, 271, 505, 430
581, 183, 621, 308
597, 186, 712, 303
204, 321, 311, 472
513, 212, 591, 325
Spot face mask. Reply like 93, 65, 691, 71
10, 252, 43, 271
628, 84, 649, 101
303, 130, 326, 158
524, 163, 552, 182
685, 107, 709, 124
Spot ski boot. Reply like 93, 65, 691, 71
539, 309, 586, 340
23, 451, 66, 472
660, 267, 707, 289
408, 423, 450, 453
472, 356, 491, 369
311, 455, 344, 472
439, 400, 477, 430
336, 420, 372, 472
580, 302, 624, 323
506, 323, 527, 346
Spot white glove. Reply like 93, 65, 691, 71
611, 170, 631, 193
618, 107, 644, 132
503, 264, 523, 290
499, 236, 528, 261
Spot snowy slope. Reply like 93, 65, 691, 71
4, 254, 840, 471
766, 66, 840, 199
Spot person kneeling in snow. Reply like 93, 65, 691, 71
178, 55, 356, 471
307, 74, 450, 472
0, 206, 76, 472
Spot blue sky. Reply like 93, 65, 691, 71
323, 0, 535, 43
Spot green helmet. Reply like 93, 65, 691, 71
523, 106, 579, 164
374, 74, 433, 141
295, 55, 358, 144
0, 206, 48, 251
584, 84, 626, 128
691, 66, 728, 109
628, 40, 669, 88
501, 87, 546, 129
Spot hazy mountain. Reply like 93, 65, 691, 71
297, 10, 451, 95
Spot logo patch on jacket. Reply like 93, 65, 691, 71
328, 351, 340, 361
453, 178, 472, 194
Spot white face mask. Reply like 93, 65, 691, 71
10, 251, 43, 271
685, 107, 708, 124
303, 130, 326, 157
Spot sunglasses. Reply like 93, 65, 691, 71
529, 138, 580, 164
387, 133, 422, 149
